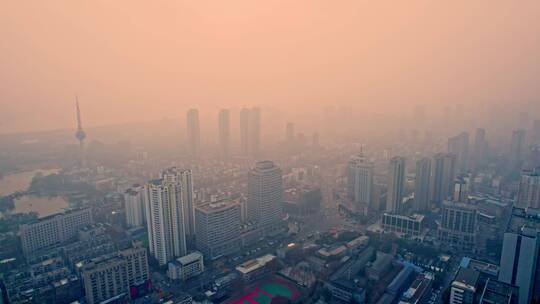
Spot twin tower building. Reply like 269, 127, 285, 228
126, 161, 283, 266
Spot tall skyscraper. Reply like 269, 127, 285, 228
414, 157, 431, 212
240, 108, 250, 156
249, 107, 261, 157
346, 152, 374, 208
144, 168, 187, 266
509, 129, 526, 173
218, 109, 230, 159
472, 128, 487, 172
516, 168, 540, 209
498, 207, 540, 304
430, 153, 456, 205
247, 161, 283, 233
195, 200, 242, 260
124, 185, 145, 227
74, 97, 87, 168
186, 108, 201, 158
386, 157, 406, 213
448, 132, 469, 174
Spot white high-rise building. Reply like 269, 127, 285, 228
179, 169, 195, 241
247, 161, 283, 233
144, 168, 187, 266
386, 157, 406, 213
124, 185, 145, 227
346, 152, 374, 208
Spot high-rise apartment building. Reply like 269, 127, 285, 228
20, 208, 93, 256
247, 161, 283, 233
178, 169, 195, 243
509, 129, 526, 173
438, 200, 477, 251
81, 243, 149, 304
386, 157, 406, 213
448, 132, 469, 174
414, 157, 431, 212
516, 168, 540, 209
346, 152, 374, 209
430, 153, 456, 205
472, 128, 487, 172
144, 169, 187, 266
218, 109, 230, 159
498, 207, 540, 304
124, 185, 145, 227
450, 268, 480, 304
186, 108, 201, 158
195, 200, 242, 260
239, 107, 261, 158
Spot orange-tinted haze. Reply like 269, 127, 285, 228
1, 0, 539, 133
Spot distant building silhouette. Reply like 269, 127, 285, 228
186, 108, 201, 158
218, 109, 230, 159
448, 132, 469, 174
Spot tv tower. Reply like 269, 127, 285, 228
75, 97, 87, 168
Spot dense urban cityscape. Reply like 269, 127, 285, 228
2, 1, 540, 304
0, 103, 540, 304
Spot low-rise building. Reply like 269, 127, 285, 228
236, 254, 277, 283
167, 251, 204, 281
400, 272, 434, 304
382, 213, 424, 237
450, 268, 480, 304
325, 279, 366, 304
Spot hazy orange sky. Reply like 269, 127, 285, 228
1, 1, 539, 134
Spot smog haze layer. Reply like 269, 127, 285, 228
1, 0, 540, 134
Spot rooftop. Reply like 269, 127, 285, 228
196, 200, 239, 213
177, 251, 203, 266
460, 257, 499, 277
453, 268, 480, 291
479, 279, 518, 304
236, 254, 275, 274
508, 207, 540, 234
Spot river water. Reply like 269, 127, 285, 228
0, 169, 69, 218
